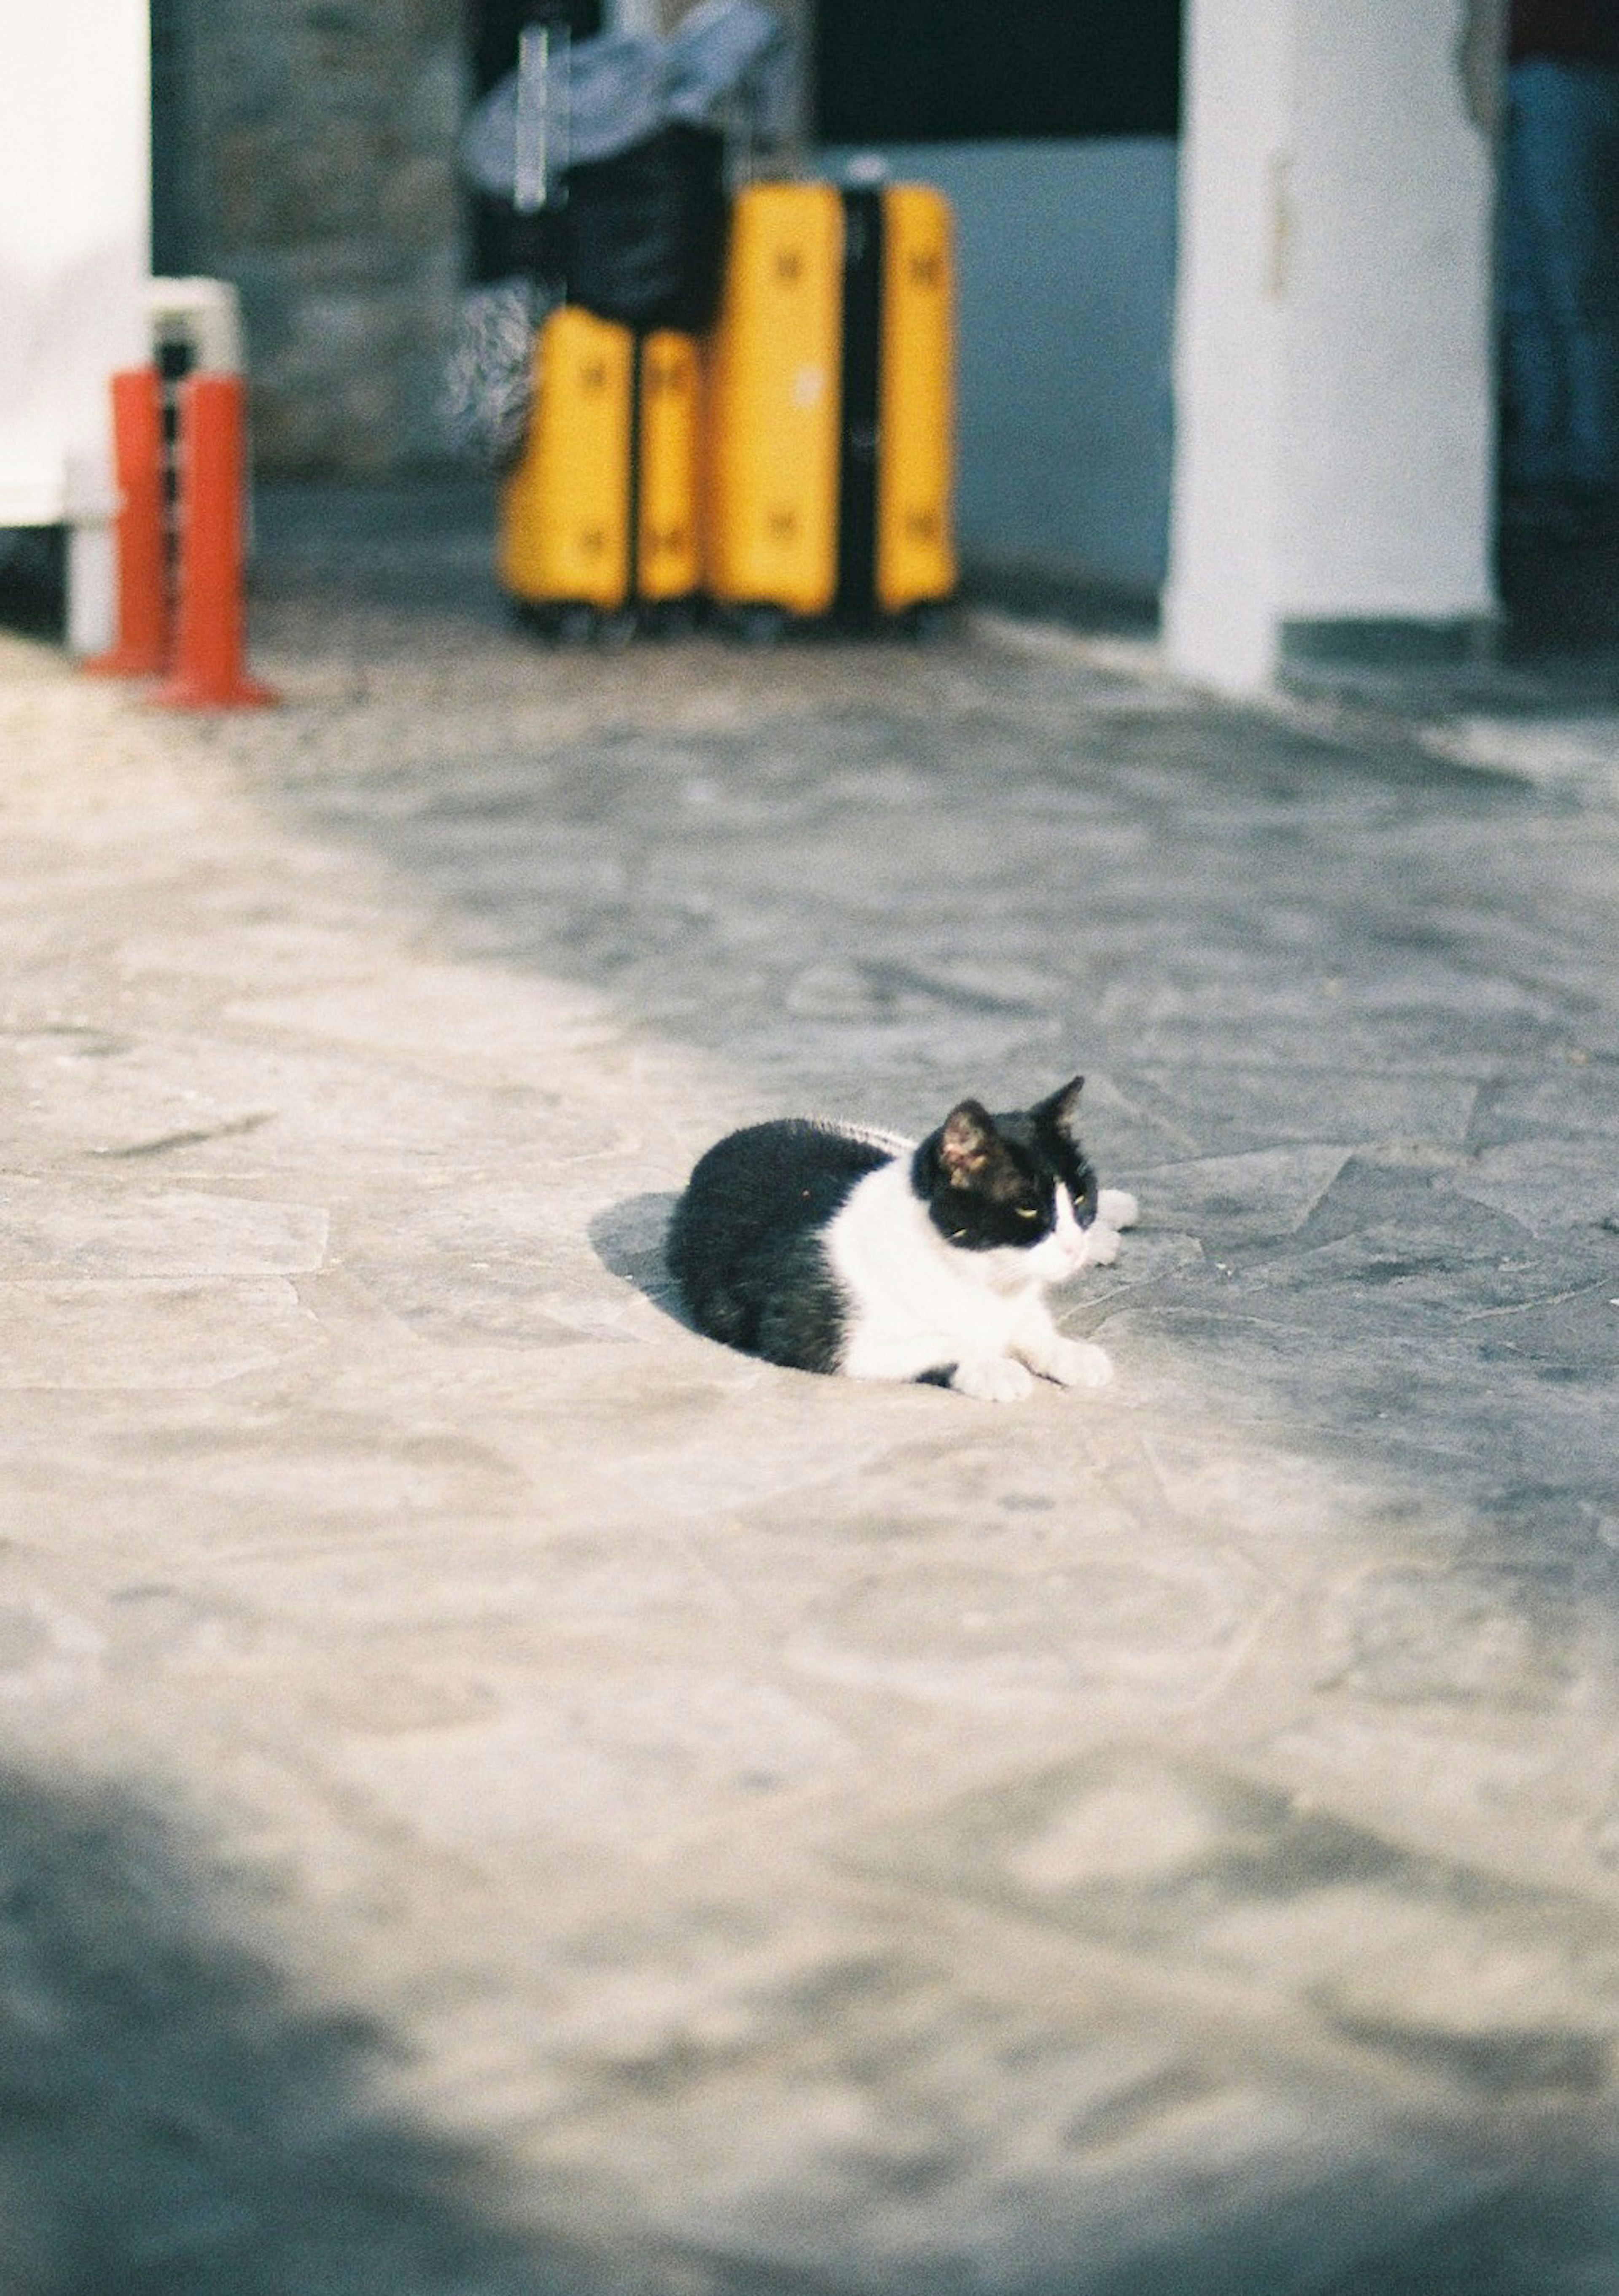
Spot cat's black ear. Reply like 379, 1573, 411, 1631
1037, 1077, 1085, 1136
938, 1100, 998, 1187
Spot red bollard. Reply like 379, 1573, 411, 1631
151, 372, 277, 709
83, 367, 170, 678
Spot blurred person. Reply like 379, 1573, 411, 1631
1499, 0, 1619, 533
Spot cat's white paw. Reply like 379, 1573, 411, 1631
952, 1355, 1036, 1404
1098, 1188, 1138, 1230
1035, 1336, 1113, 1390
1086, 1223, 1123, 1267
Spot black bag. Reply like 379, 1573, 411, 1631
564, 124, 729, 335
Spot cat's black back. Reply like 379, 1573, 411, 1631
666, 1119, 892, 1373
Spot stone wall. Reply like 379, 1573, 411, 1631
175, 0, 466, 474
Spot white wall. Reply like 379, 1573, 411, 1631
0, 0, 151, 529
1165, 0, 1498, 691
823, 141, 1180, 598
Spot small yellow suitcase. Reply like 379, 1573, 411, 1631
636, 330, 704, 608
875, 186, 956, 617
703, 178, 955, 633
499, 307, 702, 627
500, 306, 632, 615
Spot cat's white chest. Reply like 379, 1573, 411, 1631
825, 1161, 1048, 1382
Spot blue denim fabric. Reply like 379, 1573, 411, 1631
1500, 57, 1619, 490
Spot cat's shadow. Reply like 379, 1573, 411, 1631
589, 1192, 698, 1331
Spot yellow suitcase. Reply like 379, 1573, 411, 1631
703, 178, 955, 631
875, 186, 956, 616
636, 330, 704, 608
500, 306, 632, 614
499, 307, 702, 625
703, 182, 845, 621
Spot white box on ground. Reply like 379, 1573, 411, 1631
0, 0, 152, 653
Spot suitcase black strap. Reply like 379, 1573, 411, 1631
836, 184, 885, 626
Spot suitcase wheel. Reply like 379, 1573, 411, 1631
640, 598, 699, 641
901, 599, 956, 646
734, 604, 790, 649
511, 601, 607, 646
557, 603, 604, 646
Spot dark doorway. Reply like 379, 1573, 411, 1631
814, 0, 1182, 145
467, 0, 603, 105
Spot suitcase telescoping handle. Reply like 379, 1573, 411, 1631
514, 18, 570, 214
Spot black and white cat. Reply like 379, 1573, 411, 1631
667, 1079, 1137, 1402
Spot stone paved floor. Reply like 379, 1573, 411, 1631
1, 482, 1618, 2289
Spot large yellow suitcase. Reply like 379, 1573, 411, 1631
703, 183, 844, 620
499, 306, 702, 625
703, 178, 955, 631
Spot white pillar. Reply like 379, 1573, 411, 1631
1164, 0, 1500, 693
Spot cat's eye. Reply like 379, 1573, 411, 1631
1016, 1205, 1040, 1220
